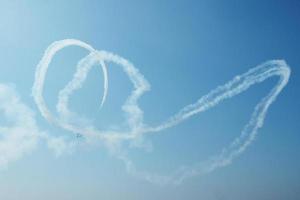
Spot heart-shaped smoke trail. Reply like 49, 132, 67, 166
32, 39, 291, 185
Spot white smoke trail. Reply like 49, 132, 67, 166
32, 39, 291, 185
32, 39, 109, 130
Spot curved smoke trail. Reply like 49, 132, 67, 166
32, 39, 109, 130
32, 39, 291, 185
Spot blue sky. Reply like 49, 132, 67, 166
0, 0, 299, 199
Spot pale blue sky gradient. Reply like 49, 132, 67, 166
0, 1, 299, 199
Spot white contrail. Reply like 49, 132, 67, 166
32, 39, 109, 129
32, 39, 291, 185
99, 59, 108, 108
33, 39, 150, 140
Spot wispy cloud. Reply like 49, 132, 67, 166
0, 84, 42, 168
31, 39, 291, 185
0, 83, 78, 168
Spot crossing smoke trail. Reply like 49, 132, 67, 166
32, 39, 291, 185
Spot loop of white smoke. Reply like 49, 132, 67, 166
32, 39, 291, 185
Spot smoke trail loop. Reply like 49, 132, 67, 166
32, 39, 291, 185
